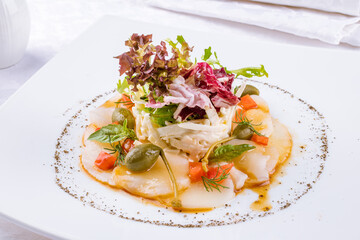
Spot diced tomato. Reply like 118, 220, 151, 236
239, 95, 257, 110
94, 151, 116, 170
251, 134, 269, 146
189, 162, 206, 182
122, 138, 135, 153
206, 163, 234, 184
95, 127, 101, 131
112, 121, 120, 125
189, 162, 234, 183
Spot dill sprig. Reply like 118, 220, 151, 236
104, 136, 126, 166
201, 165, 231, 192
115, 94, 135, 108
233, 111, 263, 136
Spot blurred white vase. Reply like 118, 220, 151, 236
0, 0, 30, 69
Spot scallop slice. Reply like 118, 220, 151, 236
89, 106, 115, 128
226, 139, 270, 186
112, 149, 190, 199
81, 139, 114, 184
229, 168, 248, 191
245, 108, 274, 137
266, 118, 292, 164
179, 178, 235, 210
100, 92, 122, 108
264, 146, 280, 175
237, 152, 270, 185
88, 93, 123, 128
250, 95, 269, 112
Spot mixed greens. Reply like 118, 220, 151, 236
87, 33, 272, 204
116, 33, 268, 123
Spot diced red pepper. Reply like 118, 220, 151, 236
122, 138, 135, 153
251, 134, 269, 146
239, 94, 257, 110
94, 151, 116, 170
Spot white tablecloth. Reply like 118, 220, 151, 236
0, 0, 358, 239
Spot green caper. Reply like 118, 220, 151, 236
112, 108, 135, 129
241, 84, 259, 97
124, 143, 182, 209
125, 143, 160, 172
232, 124, 254, 140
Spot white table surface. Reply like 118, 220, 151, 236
0, 0, 359, 239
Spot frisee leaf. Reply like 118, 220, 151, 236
201, 46, 268, 79
201, 47, 212, 61
87, 120, 137, 143
230, 65, 268, 78
201, 47, 224, 69
209, 144, 255, 163
177, 35, 185, 44
117, 77, 130, 94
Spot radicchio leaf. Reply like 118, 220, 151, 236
184, 62, 239, 108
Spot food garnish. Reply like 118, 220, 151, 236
201, 164, 233, 192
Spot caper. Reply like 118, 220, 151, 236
125, 143, 161, 172
232, 124, 254, 140
124, 143, 182, 209
112, 108, 135, 129
241, 84, 259, 97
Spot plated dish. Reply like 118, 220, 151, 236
2, 16, 358, 239
81, 33, 292, 211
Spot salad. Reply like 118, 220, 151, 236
81, 34, 292, 210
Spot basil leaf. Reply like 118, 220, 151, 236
209, 144, 255, 162
88, 120, 137, 143
230, 65, 268, 78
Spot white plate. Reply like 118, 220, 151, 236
0, 15, 359, 240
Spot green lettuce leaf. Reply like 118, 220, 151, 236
209, 144, 255, 162
145, 104, 177, 127
87, 120, 137, 143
